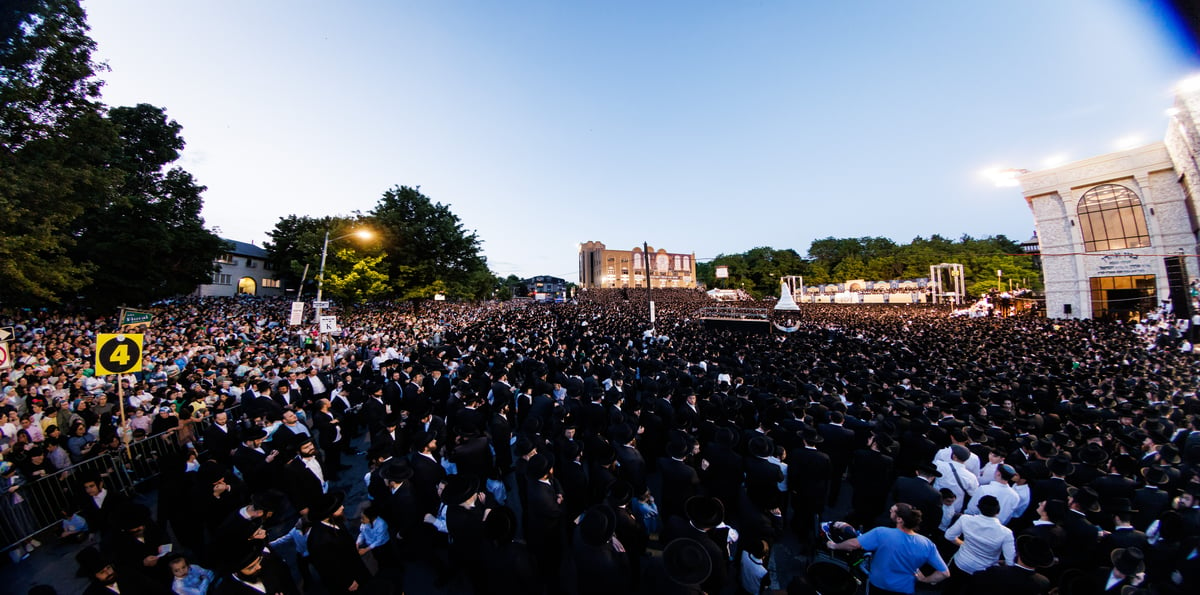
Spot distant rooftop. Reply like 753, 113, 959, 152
221, 238, 269, 258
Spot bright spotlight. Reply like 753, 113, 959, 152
982, 167, 1028, 188
1113, 135, 1144, 151
1179, 74, 1200, 93
1041, 154, 1069, 168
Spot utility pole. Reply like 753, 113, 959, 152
644, 241, 654, 331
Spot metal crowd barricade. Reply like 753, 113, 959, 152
1, 404, 243, 553
1, 452, 134, 554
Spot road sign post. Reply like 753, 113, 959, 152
96, 334, 144, 459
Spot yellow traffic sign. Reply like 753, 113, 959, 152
95, 333, 144, 376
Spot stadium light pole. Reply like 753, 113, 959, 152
315, 228, 373, 323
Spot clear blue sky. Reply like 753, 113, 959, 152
81, 0, 1198, 281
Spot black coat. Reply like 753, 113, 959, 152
969, 564, 1051, 595
657, 457, 700, 522
889, 475, 943, 535
787, 446, 831, 516
307, 520, 372, 594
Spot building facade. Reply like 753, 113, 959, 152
1019, 79, 1200, 320
578, 241, 697, 289
194, 239, 286, 297
521, 275, 569, 302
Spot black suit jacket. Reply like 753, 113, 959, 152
307, 521, 371, 594
657, 457, 700, 521
969, 564, 1051, 595
889, 475, 943, 535
524, 478, 564, 552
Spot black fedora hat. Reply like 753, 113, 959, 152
802, 427, 824, 444
1068, 486, 1101, 512
578, 504, 617, 546
380, 461, 413, 483
75, 546, 112, 577
527, 454, 552, 480
309, 490, 346, 521
607, 480, 634, 507
1047, 455, 1074, 477
1107, 498, 1138, 514
916, 461, 943, 478
748, 435, 775, 458
1141, 466, 1170, 486
1078, 443, 1109, 467
1111, 547, 1145, 575
663, 538, 713, 586
441, 474, 479, 506
684, 495, 724, 529
485, 505, 518, 543
1016, 534, 1055, 568
242, 426, 267, 442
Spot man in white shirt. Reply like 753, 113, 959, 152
944, 495, 1016, 594
935, 445, 980, 517
965, 464, 1021, 524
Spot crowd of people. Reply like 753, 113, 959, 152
0, 288, 1198, 594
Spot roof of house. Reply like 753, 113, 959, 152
222, 238, 269, 259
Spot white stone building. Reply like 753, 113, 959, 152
1019, 79, 1200, 320
194, 239, 286, 297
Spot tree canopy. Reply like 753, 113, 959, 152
264, 186, 495, 303
699, 235, 1040, 298
0, 1, 223, 308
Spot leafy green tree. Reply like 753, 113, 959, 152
369, 185, 492, 300
322, 249, 390, 303
0, 0, 119, 304
69, 104, 224, 308
266, 215, 346, 292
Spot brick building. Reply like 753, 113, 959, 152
578, 241, 697, 289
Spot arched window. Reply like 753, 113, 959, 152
1077, 184, 1151, 252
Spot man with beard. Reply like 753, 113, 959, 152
211, 546, 300, 595
76, 545, 169, 595
305, 491, 374, 595
282, 436, 326, 516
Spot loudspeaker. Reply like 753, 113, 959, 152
1164, 256, 1191, 320
1064, 304, 1072, 315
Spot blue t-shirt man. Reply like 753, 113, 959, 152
827, 502, 949, 595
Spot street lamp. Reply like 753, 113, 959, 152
315, 228, 373, 323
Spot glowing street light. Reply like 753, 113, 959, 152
315, 228, 373, 323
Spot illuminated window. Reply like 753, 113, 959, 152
1077, 184, 1151, 252
262, 278, 281, 288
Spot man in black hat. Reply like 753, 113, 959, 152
76, 545, 169, 595
444, 474, 491, 592
306, 491, 373, 595
572, 504, 632, 595
1132, 466, 1171, 531
969, 534, 1054, 594
1094, 547, 1146, 592
663, 496, 731, 594
361, 383, 388, 437
1099, 498, 1148, 554
658, 434, 701, 523
850, 432, 896, 528
819, 410, 858, 506
788, 426, 831, 541
889, 461, 944, 536
108, 503, 173, 587
231, 426, 279, 491
282, 435, 326, 515
482, 505, 537, 594
212, 490, 281, 556
524, 453, 566, 591
77, 471, 130, 544
409, 430, 446, 517
210, 544, 299, 595
1061, 486, 1104, 570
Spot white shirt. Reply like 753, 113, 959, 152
934, 460, 979, 515
964, 481, 1021, 524
739, 551, 768, 594
945, 514, 1015, 573
935, 446, 981, 477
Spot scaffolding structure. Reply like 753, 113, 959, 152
929, 263, 965, 305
